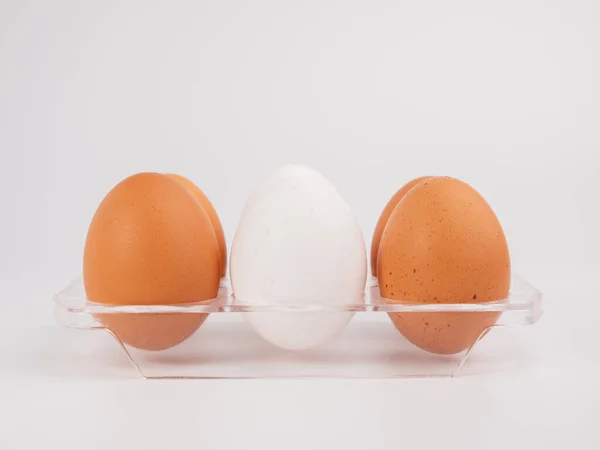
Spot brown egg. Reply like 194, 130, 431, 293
83, 172, 220, 350
370, 176, 432, 276
378, 177, 510, 355
167, 174, 227, 277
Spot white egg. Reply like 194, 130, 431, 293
230, 165, 367, 350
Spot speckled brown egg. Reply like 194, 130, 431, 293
83, 172, 220, 350
377, 177, 510, 355
370, 176, 432, 276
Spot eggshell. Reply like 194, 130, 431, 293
98, 313, 209, 352
378, 177, 510, 355
238, 164, 301, 220
370, 176, 432, 276
83, 172, 220, 350
230, 165, 367, 350
166, 173, 227, 277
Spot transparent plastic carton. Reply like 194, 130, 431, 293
54, 273, 542, 378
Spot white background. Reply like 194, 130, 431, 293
1, 0, 599, 449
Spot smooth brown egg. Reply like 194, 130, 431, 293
377, 177, 510, 355
370, 176, 432, 276
167, 174, 227, 277
83, 172, 220, 350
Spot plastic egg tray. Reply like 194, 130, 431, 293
54, 273, 542, 378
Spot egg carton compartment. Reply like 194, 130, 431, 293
54, 273, 542, 378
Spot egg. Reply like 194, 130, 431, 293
83, 172, 221, 350
377, 177, 510, 355
167, 174, 227, 277
230, 165, 367, 350
370, 176, 432, 276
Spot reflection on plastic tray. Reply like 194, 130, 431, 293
54, 273, 542, 378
